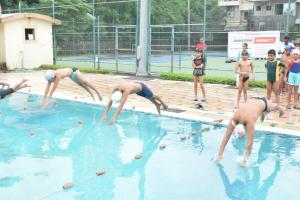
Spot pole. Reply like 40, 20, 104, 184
136, 0, 151, 76
97, 16, 100, 69
115, 27, 119, 73
72, 18, 75, 50
203, 0, 207, 43
171, 26, 175, 72
203, 0, 207, 61
285, 0, 291, 35
18, 1, 21, 13
135, 0, 140, 73
188, 0, 190, 49
52, 0, 56, 65
92, 0, 96, 69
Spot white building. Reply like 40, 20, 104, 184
219, 0, 300, 33
0, 7, 60, 70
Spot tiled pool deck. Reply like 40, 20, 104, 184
1, 71, 299, 135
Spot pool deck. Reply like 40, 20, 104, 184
1, 70, 299, 135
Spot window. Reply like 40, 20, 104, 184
275, 4, 283, 15
256, 6, 262, 11
25, 28, 35, 40
266, 5, 272, 11
244, 11, 249, 20
259, 22, 265, 31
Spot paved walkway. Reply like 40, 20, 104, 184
1, 71, 299, 133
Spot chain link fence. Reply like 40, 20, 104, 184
2, 0, 300, 80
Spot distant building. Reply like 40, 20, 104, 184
219, 0, 300, 32
0, 5, 61, 70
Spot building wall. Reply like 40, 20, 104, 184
4, 18, 53, 69
220, 0, 300, 31
0, 23, 6, 63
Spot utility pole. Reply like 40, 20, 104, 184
285, 0, 291, 35
203, 0, 207, 43
136, 0, 151, 76
188, 0, 191, 49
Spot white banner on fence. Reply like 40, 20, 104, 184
228, 31, 281, 59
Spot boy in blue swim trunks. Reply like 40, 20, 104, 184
285, 49, 300, 109
0, 79, 30, 99
101, 82, 168, 125
43, 68, 103, 107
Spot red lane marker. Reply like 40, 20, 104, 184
29, 132, 36, 137
62, 182, 74, 190
96, 169, 105, 176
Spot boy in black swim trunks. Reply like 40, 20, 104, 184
0, 79, 30, 99
101, 82, 168, 125
265, 49, 285, 104
235, 50, 254, 108
214, 97, 285, 167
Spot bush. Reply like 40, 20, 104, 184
160, 72, 266, 88
39, 64, 112, 74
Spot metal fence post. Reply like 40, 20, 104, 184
97, 16, 100, 69
92, 0, 96, 69
115, 27, 119, 73
171, 26, 175, 72
179, 45, 182, 70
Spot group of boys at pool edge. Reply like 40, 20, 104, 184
0, 36, 299, 166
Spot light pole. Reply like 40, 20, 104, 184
87, 12, 96, 69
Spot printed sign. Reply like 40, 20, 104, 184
228, 31, 281, 59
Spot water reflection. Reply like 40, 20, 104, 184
217, 160, 280, 200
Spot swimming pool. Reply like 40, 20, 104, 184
0, 93, 299, 200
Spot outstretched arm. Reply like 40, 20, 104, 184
43, 79, 60, 107
43, 83, 51, 106
101, 99, 113, 123
108, 92, 129, 125
215, 119, 236, 163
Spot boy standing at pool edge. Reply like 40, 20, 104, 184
265, 49, 285, 104
192, 48, 207, 102
285, 49, 300, 109
235, 50, 254, 108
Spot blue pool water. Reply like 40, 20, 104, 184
0, 93, 300, 200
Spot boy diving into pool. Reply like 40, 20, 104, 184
101, 82, 168, 125
214, 97, 285, 167
0, 79, 30, 99
43, 68, 103, 107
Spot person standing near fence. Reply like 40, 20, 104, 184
192, 48, 207, 102
235, 43, 252, 88
279, 36, 295, 54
